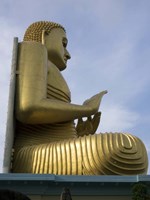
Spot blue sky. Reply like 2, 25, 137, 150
0, 0, 150, 173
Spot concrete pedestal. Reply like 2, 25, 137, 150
0, 174, 149, 200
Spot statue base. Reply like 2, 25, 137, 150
0, 174, 149, 200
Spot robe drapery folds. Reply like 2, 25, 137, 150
12, 42, 148, 175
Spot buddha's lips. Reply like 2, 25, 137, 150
64, 58, 67, 63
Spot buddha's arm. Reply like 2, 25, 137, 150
16, 42, 105, 124
16, 42, 98, 124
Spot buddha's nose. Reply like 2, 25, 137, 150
65, 49, 71, 60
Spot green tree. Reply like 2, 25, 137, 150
132, 183, 148, 200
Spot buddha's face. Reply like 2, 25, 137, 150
44, 28, 71, 71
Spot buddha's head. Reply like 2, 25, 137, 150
23, 21, 71, 71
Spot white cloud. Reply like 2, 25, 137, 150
99, 104, 139, 133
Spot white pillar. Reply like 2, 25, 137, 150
3, 37, 18, 173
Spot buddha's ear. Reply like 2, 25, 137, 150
42, 30, 49, 45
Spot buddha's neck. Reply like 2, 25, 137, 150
47, 60, 60, 70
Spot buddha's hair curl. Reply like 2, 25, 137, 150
23, 21, 66, 43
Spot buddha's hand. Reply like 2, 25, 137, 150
83, 90, 108, 114
76, 112, 101, 136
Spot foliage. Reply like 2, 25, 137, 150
132, 183, 148, 200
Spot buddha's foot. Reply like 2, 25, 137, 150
12, 133, 148, 175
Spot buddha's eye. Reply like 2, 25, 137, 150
62, 38, 68, 48
63, 41, 67, 48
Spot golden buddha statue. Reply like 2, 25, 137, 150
12, 21, 148, 175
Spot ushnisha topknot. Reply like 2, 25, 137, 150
23, 21, 66, 43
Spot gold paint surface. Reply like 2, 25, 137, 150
13, 133, 148, 175
12, 21, 148, 175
